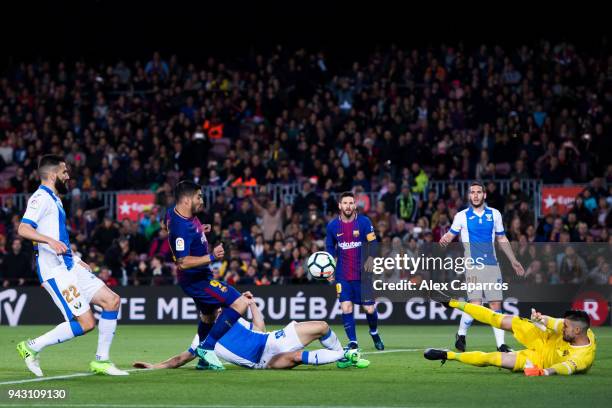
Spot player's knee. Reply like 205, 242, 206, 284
105, 292, 121, 311
341, 303, 353, 313
363, 305, 375, 314
231, 296, 249, 313
317, 321, 330, 335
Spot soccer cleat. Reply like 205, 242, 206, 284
371, 333, 385, 350
355, 358, 370, 368
336, 345, 360, 369
497, 344, 513, 353
90, 360, 129, 376
195, 357, 222, 370
455, 333, 466, 352
17, 341, 43, 377
428, 288, 452, 308
347, 341, 359, 349
195, 347, 225, 370
344, 348, 361, 364
424, 348, 448, 364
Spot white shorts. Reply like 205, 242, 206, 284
465, 264, 503, 302
41, 263, 105, 320
254, 321, 304, 369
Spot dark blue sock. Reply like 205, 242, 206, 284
342, 312, 357, 343
367, 310, 379, 334
198, 320, 213, 343
200, 308, 241, 350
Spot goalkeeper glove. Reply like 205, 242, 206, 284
524, 367, 546, 376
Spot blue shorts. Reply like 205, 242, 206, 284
335, 280, 374, 305
181, 279, 241, 315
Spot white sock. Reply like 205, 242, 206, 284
492, 310, 505, 347
96, 311, 118, 361
457, 311, 473, 336
320, 329, 342, 352
302, 349, 345, 365
29, 321, 76, 352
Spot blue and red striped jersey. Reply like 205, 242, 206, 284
167, 206, 212, 285
325, 214, 376, 281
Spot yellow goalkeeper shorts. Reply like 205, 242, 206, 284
511, 316, 547, 371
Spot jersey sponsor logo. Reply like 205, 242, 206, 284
338, 241, 362, 250
175, 238, 185, 251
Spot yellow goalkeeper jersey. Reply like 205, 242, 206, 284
539, 318, 596, 375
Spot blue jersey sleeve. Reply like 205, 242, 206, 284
169, 222, 193, 259
360, 215, 377, 242
325, 221, 337, 256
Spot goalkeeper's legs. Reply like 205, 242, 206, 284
450, 300, 514, 331
424, 349, 517, 370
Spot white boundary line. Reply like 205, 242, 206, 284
0, 349, 421, 386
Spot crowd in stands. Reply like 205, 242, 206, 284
1, 39, 611, 287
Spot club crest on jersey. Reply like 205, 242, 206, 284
353, 230, 360, 237
485, 214, 493, 222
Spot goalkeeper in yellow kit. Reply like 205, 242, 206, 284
425, 291, 596, 376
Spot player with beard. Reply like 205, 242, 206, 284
425, 291, 596, 376
439, 181, 525, 352
325, 192, 382, 368
166, 180, 250, 370
16, 155, 127, 376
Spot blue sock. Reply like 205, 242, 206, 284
367, 310, 378, 335
198, 320, 213, 343
200, 308, 241, 350
342, 312, 357, 343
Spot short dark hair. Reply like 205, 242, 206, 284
38, 154, 65, 169
38, 154, 65, 180
470, 180, 485, 191
564, 310, 591, 328
174, 180, 202, 201
338, 191, 354, 202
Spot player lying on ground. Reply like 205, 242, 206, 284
424, 291, 596, 376
16, 155, 126, 376
133, 294, 369, 369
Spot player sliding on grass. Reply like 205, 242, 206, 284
424, 290, 596, 376
133, 294, 369, 370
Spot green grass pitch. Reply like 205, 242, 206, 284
1, 324, 611, 407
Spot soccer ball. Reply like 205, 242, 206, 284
307, 251, 336, 279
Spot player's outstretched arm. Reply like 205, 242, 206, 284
496, 235, 525, 276
18, 223, 67, 254
176, 244, 225, 270
133, 351, 195, 370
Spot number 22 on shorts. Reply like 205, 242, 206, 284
62, 285, 81, 303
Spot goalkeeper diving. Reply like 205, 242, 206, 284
425, 291, 596, 376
